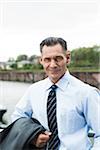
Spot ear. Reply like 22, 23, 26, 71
39, 57, 43, 65
66, 50, 71, 64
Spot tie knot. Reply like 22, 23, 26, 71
51, 85, 57, 91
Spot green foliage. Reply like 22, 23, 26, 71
22, 64, 32, 70
22, 64, 43, 70
16, 54, 28, 62
28, 55, 37, 62
10, 63, 18, 69
70, 45, 100, 68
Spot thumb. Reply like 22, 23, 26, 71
44, 130, 52, 136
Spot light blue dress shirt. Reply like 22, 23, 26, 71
12, 71, 100, 150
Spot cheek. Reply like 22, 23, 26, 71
60, 61, 66, 67
42, 63, 49, 70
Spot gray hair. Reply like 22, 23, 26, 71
40, 37, 67, 53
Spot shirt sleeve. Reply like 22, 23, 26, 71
11, 87, 33, 122
83, 87, 100, 150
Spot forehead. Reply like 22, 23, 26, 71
41, 44, 65, 57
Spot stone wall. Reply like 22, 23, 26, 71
71, 72, 100, 89
0, 71, 100, 89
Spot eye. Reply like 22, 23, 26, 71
55, 56, 63, 62
44, 58, 51, 63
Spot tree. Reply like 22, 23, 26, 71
16, 54, 28, 62
10, 63, 17, 69
28, 55, 37, 62
8, 57, 15, 62
70, 45, 100, 68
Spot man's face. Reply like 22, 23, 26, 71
40, 44, 70, 83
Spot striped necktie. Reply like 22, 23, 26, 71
47, 85, 60, 150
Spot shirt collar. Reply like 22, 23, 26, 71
45, 70, 70, 91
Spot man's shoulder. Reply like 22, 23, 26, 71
69, 73, 94, 90
72, 74, 99, 95
28, 77, 48, 89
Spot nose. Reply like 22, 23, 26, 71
50, 59, 57, 67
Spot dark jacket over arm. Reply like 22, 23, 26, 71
0, 117, 46, 150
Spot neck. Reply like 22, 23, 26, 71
51, 72, 66, 84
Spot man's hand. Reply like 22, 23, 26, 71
32, 131, 52, 148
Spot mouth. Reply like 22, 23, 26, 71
49, 69, 60, 74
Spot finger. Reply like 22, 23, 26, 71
44, 130, 52, 136
36, 132, 51, 147
37, 142, 46, 148
39, 133, 50, 142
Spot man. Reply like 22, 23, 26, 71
12, 37, 100, 149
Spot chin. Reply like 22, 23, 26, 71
51, 76, 59, 82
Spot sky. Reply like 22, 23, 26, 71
0, 0, 100, 61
